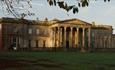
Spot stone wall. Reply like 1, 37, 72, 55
92, 26, 113, 49
111, 35, 115, 48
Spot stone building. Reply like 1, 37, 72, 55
0, 17, 115, 51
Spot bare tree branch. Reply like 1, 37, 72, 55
0, 0, 111, 19
0, 0, 33, 19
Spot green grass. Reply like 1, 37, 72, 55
0, 51, 115, 70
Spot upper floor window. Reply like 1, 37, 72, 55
92, 32, 95, 37
14, 28, 18, 33
36, 29, 40, 35
44, 29, 48, 35
28, 28, 32, 34
0, 24, 1, 30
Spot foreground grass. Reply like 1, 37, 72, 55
0, 51, 115, 70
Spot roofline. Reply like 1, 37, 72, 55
57, 18, 92, 26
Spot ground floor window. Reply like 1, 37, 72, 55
11, 37, 17, 50
43, 40, 46, 47
28, 40, 31, 48
36, 40, 39, 48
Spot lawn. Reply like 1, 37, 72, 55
0, 51, 115, 70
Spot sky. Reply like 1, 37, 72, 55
0, 0, 115, 33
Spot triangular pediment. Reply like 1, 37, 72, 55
57, 18, 91, 26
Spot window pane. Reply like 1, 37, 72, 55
44, 29, 48, 35
28, 28, 32, 34
36, 29, 39, 34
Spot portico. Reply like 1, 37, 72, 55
52, 24, 91, 51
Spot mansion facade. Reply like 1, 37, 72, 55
0, 17, 115, 51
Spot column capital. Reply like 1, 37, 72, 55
64, 27, 66, 30
70, 27, 73, 31
77, 27, 79, 31
83, 27, 85, 30
58, 26, 60, 30
88, 27, 91, 30
52, 27, 56, 31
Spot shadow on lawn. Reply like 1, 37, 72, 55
0, 58, 67, 69
81, 61, 115, 70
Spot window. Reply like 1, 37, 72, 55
28, 40, 31, 48
14, 29, 18, 33
13, 37, 16, 43
43, 40, 46, 47
44, 29, 48, 35
36, 40, 39, 48
12, 37, 16, 48
36, 29, 40, 35
0, 24, 1, 29
28, 28, 32, 34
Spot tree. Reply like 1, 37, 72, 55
0, 0, 110, 19
0, 0, 34, 19
47, 0, 111, 14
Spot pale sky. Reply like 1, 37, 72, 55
0, 0, 115, 33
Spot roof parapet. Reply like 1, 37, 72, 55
91, 22, 112, 30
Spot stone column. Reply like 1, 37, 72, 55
107, 36, 109, 48
55, 27, 58, 47
77, 28, 79, 48
110, 35, 112, 48
60, 28, 62, 47
64, 27, 66, 48
88, 28, 91, 50
74, 30, 77, 48
94, 34, 96, 48
95, 34, 97, 48
53, 28, 56, 47
57, 27, 60, 47
100, 37, 102, 48
103, 36, 105, 48
83, 28, 85, 48
69, 27, 73, 48
55, 28, 57, 47
81, 28, 85, 52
